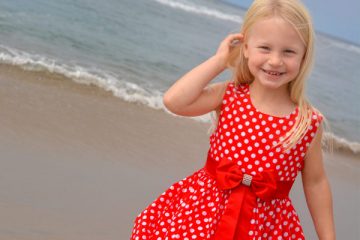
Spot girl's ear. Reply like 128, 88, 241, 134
243, 43, 249, 59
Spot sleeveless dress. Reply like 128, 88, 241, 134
130, 81, 323, 240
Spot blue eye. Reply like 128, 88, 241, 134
284, 49, 296, 54
259, 46, 270, 50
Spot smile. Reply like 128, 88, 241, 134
262, 69, 285, 76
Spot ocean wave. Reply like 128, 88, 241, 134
317, 35, 360, 54
323, 132, 360, 156
329, 40, 360, 54
0, 45, 212, 123
0, 45, 166, 109
0, 45, 358, 157
152, 0, 242, 23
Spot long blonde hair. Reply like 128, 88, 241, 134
211, 0, 332, 153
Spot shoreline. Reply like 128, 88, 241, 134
0, 64, 359, 239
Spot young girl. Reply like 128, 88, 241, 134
131, 0, 335, 239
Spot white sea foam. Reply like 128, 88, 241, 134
324, 132, 360, 156
0, 45, 164, 108
317, 35, 360, 54
326, 38, 360, 54
0, 45, 212, 124
152, 0, 242, 23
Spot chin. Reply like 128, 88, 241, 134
259, 75, 293, 89
259, 79, 285, 89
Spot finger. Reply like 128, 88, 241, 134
229, 34, 244, 46
230, 40, 241, 47
228, 33, 244, 38
227, 34, 243, 43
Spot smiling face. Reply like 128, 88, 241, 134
243, 16, 306, 89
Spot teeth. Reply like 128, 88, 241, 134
264, 70, 282, 76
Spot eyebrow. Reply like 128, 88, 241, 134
257, 43, 300, 50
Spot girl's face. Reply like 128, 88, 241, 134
243, 16, 306, 89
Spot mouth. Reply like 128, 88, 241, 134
262, 69, 285, 76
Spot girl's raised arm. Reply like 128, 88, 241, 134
163, 34, 243, 117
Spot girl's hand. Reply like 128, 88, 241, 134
215, 33, 244, 68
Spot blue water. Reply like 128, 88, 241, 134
0, 0, 359, 154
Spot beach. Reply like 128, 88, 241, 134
0, 0, 359, 239
0, 64, 359, 239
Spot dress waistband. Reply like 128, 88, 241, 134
204, 150, 294, 240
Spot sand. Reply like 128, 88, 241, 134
0, 64, 359, 239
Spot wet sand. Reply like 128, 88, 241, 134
0, 64, 359, 239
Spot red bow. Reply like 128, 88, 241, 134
205, 155, 293, 240
215, 158, 277, 200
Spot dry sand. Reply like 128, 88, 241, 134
0, 64, 359, 239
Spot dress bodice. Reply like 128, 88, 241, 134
209, 81, 323, 181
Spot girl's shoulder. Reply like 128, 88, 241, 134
305, 105, 325, 146
226, 80, 249, 92
310, 105, 324, 125
223, 80, 249, 100
216, 80, 250, 115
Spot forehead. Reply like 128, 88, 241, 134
247, 16, 305, 48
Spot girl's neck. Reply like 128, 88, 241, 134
249, 81, 289, 102
249, 81, 296, 115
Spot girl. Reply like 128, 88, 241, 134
131, 0, 335, 239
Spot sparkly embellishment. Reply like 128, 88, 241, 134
242, 174, 252, 186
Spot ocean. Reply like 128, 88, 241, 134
0, 0, 359, 156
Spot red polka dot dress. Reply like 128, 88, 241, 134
130, 81, 323, 240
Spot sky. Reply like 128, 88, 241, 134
225, 0, 360, 46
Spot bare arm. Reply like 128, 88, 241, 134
163, 33, 243, 117
301, 123, 336, 239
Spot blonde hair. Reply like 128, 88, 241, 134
211, 0, 333, 153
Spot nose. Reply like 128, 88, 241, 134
269, 53, 283, 66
